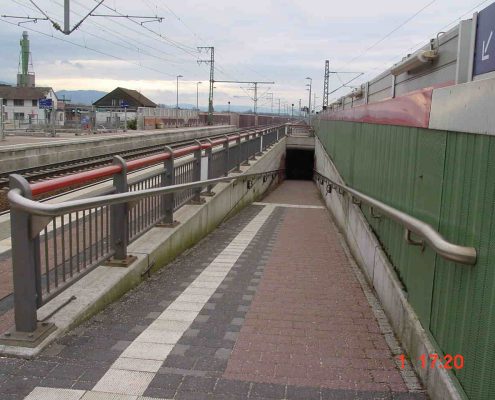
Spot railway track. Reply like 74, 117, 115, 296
0, 125, 273, 213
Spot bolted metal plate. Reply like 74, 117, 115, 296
0, 321, 56, 348
106, 255, 137, 268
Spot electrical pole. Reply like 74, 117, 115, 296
176, 75, 183, 128
323, 60, 329, 110
306, 77, 312, 125
278, 99, 281, 116
0, 98, 4, 141
298, 99, 301, 117
196, 81, 202, 111
198, 47, 214, 125
215, 80, 274, 126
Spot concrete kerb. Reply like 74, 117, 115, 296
314, 137, 465, 400
0, 137, 286, 359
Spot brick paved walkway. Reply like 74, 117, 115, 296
0, 180, 426, 400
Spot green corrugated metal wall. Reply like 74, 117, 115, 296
316, 120, 495, 400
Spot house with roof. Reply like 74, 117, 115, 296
0, 85, 64, 128
93, 87, 157, 110
91, 87, 157, 129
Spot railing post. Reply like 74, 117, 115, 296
158, 146, 179, 227
191, 140, 204, 203
223, 135, 230, 176
250, 132, 257, 161
256, 131, 263, 156
235, 135, 242, 172
0, 174, 55, 345
205, 139, 215, 196
109, 156, 135, 266
242, 133, 251, 166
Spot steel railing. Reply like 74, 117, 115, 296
314, 170, 477, 265
6, 124, 286, 338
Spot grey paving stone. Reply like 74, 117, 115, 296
171, 344, 190, 356
237, 305, 250, 312
321, 389, 391, 400
231, 317, 244, 326
148, 372, 183, 390
214, 378, 251, 397
212, 293, 224, 299
180, 375, 217, 392
184, 329, 200, 338
111, 340, 132, 351
214, 348, 232, 360
146, 311, 161, 319
286, 385, 321, 399
159, 367, 207, 377
223, 331, 238, 341
250, 382, 286, 399
195, 315, 210, 323
204, 303, 216, 310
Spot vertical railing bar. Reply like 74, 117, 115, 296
60, 214, 66, 282
69, 213, 73, 278
82, 210, 87, 271
94, 206, 99, 260
53, 217, 58, 288
44, 226, 50, 294
89, 208, 93, 264
76, 210, 80, 273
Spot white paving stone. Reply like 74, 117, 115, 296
167, 301, 206, 312
93, 369, 155, 396
156, 309, 198, 322
135, 329, 183, 344
24, 387, 86, 400
82, 392, 138, 400
121, 342, 173, 361
112, 357, 163, 373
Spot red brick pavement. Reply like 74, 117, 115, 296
262, 180, 322, 205
224, 203, 408, 392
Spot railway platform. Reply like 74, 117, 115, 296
0, 181, 426, 400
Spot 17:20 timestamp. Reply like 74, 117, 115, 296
398, 354, 464, 370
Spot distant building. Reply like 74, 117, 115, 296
93, 87, 157, 110
0, 86, 64, 126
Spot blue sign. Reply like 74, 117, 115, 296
120, 100, 129, 108
474, 2, 495, 76
39, 98, 53, 109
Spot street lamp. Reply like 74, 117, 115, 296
228, 101, 231, 113
306, 77, 312, 125
196, 81, 202, 111
176, 74, 183, 128
291, 103, 294, 120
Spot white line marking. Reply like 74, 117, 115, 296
253, 202, 324, 209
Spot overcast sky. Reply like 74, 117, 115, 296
0, 0, 490, 109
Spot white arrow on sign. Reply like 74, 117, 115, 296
482, 30, 493, 61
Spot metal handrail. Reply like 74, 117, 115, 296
314, 170, 477, 265
9, 169, 284, 218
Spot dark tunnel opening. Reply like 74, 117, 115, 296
285, 149, 315, 180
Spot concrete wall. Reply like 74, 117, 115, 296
0, 125, 236, 174
314, 137, 465, 400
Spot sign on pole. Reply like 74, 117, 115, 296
474, 2, 495, 76
39, 98, 53, 110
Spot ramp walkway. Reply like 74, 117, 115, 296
0, 181, 426, 400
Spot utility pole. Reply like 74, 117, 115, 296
291, 104, 294, 120
196, 81, 202, 111
198, 47, 214, 125
215, 80, 274, 126
323, 60, 329, 110
306, 77, 312, 125
0, 98, 4, 141
176, 75, 183, 128
298, 99, 302, 117
278, 99, 281, 116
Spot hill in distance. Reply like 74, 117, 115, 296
56, 90, 107, 105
